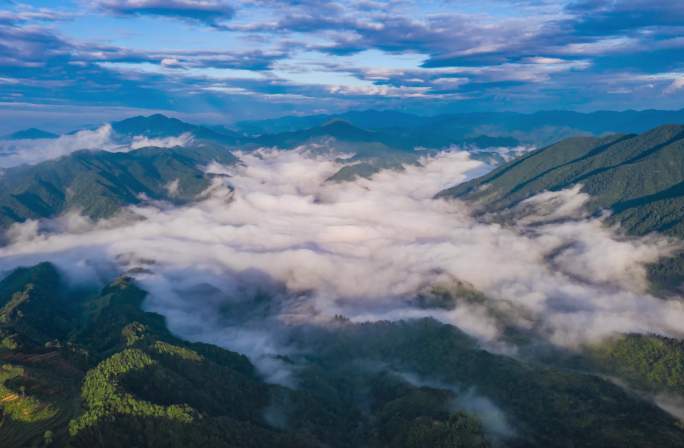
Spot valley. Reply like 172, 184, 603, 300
1, 113, 684, 447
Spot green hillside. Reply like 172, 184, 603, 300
0, 144, 237, 230
439, 124, 684, 291
2, 263, 684, 447
587, 334, 684, 395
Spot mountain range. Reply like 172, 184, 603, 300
11, 107, 684, 150
1, 113, 684, 447
235, 108, 684, 146
0, 114, 513, 229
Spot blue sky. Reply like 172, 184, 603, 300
1, 0, 684, 131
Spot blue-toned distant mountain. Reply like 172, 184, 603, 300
111, 114, 244, 145
2, 128, 58, 140
236, 110, 434, 135
108, 114, 519, 153
236, 108, 684, 147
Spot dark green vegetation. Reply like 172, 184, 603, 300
0, 144, 237, 230
440, 124, 684, 292
0, 263, 493, 448
2, 263, 684, 447
588, 334, 684, 395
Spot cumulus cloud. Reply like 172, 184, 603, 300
0, 126, 194, 168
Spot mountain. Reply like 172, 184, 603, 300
0, 116, 512, 229
246, 120, 423, 181
3, 118, 684, 447
0, 144, 237, 230
2, 129, 58, 140
236, 108, 684, 147
111, 114, 244, 145
250, 119, 393, 149
235, 110, 431, 135
242, 115, 521, 150
438, 124, 684, 291
0, 263, 319, 448
2, 263, 683, 448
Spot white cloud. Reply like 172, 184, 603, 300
0, 126, 194, 168
0, 148, 682, 377
0, 125, 117, 167
665, 77, 684, 94
130, 132, 194, 149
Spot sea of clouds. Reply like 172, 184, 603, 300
1, 146, 682, 376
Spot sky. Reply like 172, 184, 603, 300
1, 0, 684, 130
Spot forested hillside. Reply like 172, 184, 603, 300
0, 145, 237, 229
439, 124, 684, 291
1, 264, 684, 447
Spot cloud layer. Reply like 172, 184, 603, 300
1, 148, 682, 379
0, 125, 193, 168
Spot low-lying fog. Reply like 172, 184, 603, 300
1, 146, 683, 378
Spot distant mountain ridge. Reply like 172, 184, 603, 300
111, 114, 243, 144
7, 108, 684, 148
235, 108, 684, 147
2, 128, 58, 140
107, 114, 519, 152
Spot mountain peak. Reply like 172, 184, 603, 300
316, 119, 374, 138
3, 128, 58, 140
111, 114, 195, 137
